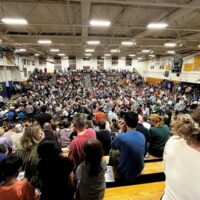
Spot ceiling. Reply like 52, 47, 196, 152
1, 0, 200, 59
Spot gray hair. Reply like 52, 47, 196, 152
73, 113, 87, 129
15, 124, 23, 133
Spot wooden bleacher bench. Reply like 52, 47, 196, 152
142, 161, 164, 175
144, 155, 163, 163
104, 181, 165, 200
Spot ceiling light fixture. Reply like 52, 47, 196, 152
15, 48, 26, 53
129, 54, 136, 57
1, 18, 28, 25
87, 40, 100, 45
104, 54, 111, 56
164, 42, 177, 47
38, 40, 52, 44
89, 20, 111, 27
121, 41, 134, 46
50, 48, 59, 52
35, 53, 39, 56
110, 49, 120, 53
85, 53, 91, 56
147, 23, 168, 29
167, 50, 175, 54
58, 53, 65, 56
142, 49, 150, 53
85, 49, 94, 52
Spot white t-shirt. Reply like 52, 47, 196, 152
163, 136, 200, 200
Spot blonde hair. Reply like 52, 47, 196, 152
171, 114, 200, 144
20, 125, 43, 149
149, 114, 164, 127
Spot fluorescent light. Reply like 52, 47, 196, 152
85, 53, 91, 56
89, 20, 111, 27
85, 49, 94, 52
101, 57, 106, 59
15, 48, 26, 53
63, 56, 68, 59
35, 53, 39, 56
147, 23, 168, 29
167, 50, 175, 54
121, 41, 134, 46
142, 49, 150, 53
137, 57, 143, 60
1, 18, 28, 25
164, 42, 177, 47
121, 57, 126, 59
38, 40, 52, 44
129, 54, 136, 57
198, 44, 200, 48
104, 54, 111, 56
50, 48, 59, 52
58, 53, 65, 56
149, 54, 155, 57
110, 49, 120, 53
87, 40, 100, 45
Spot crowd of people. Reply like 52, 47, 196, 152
0, 68, 200, 200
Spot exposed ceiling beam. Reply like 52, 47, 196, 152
81, 0, 91, 37
2, 0, 200, 9
134, 0, 200, 39
2, 34, 200, 43
1, 22, 200, 33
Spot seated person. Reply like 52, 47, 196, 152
149, 114, 170, 158
111, 112, 145, 181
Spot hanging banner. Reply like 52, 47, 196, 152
112, 56, 118, 66
97, 56, 104, 70
68, 56, 76, 70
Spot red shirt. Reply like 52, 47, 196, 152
0, 179, 35, 200
68, 128, 96, 170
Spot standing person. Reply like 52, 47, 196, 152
68, 114, 96, 170
37, 140, 74, 200
111, 112, 145, 181
15, 125, 44, 187
0, 155, 39, 200
36, 105, 53, 128
149, 114, 170, 157
162, 114, 200, 200
96, 121, 111, 155
76, 139, 106, 200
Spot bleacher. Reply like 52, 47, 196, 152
104, 155, 165, 199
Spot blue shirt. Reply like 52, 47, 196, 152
112, 130, 145, 181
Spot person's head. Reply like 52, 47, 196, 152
7, 124, 15, 131
37, 139, 61, 160
171, 114, 200, 144
0, 143, 8, 154
0, 155, 22, 180
149, 114, 164, 127
124, 112, 138, 129
86, 120, 93, 129
41, 105, 47, 112
20, 125, 44, 149
62, 120, 71, 129
43, 122, 52, 130
83, 139, 103, 176
191, 105, 200, 125
73, 113, 87, 131
15, 124, 23, 133
138, 114, 144, 124
98, 121, 106, 130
